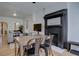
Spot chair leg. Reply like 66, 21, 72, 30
47, 46, 53, 56
17, 46, 21, 56
15, 41, 17, 56
23, 48, 28, 56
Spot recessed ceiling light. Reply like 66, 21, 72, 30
13, 13, 16, 16
16, 22, 20, 26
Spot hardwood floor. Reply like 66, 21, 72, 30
0, 35, 15, 56
0, 36, 77, 56
0, 43, 77, 56
0, 46, 15, 56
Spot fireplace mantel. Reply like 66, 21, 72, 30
44, 9, 68, 48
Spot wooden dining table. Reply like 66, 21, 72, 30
14, 35, 47, 56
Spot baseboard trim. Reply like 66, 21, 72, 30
70, 49, 79, 56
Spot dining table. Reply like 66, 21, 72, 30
14, 35, 48, 56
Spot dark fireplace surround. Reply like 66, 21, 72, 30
44, 9, 68, 48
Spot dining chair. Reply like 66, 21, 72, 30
23, 36, 47, 56
23, 38, 35, 56
41, 35, 54, 56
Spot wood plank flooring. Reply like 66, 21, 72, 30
0, 43, 77, 56
0, 36, 77, 56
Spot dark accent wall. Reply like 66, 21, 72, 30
44, 9, 68, 48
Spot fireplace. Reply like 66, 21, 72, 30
46, 25, 62, 48
44, 9, 68, 48
52, 33, 59, 46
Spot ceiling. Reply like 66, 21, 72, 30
0, 2, 67, 19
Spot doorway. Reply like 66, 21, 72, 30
0, 22, 8, 48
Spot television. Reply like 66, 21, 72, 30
33, 24, 41, 32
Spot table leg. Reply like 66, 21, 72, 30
20, 45, 24, 56
35, 39, 40, 56
15, 41, 17, 56
17, 46, 21, 56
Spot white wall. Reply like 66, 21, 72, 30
26, 15, 33, 33
67, 2, 79, 42
32, 9, 45, 34
67, 2, 79, 51
0, 16, 24, 31
44, 3, 67, 14
32, 3, 67, 34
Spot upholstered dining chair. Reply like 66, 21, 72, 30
15, 35, 54, 56
23, 36, 48, 56
38, 35, 54, 56
23, 38, 35, 56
